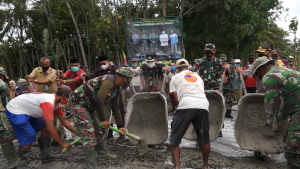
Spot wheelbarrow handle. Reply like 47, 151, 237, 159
239, 73, 247, 95
29, 81, 36, 92
99, 123, 141, 140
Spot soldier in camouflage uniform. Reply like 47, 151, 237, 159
69, 67, 135, 169
197, 44, 230, 137
220, 54, 234, 118
0, 67, 18, 169
149, 28, 159, 53
140, 30, 149, 56
252, 57, 300, 168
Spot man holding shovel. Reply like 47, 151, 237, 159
170, 59, 210, 169
252, 57, 300, 168
68, 67, 134, 169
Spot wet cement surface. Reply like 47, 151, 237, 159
0, 105, 288, 169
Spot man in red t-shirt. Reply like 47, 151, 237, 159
56, 58, 85, 91
243, 55, 256, 93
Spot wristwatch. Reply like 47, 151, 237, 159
64, 80, 66, 84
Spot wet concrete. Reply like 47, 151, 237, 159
235, 94, 285, 154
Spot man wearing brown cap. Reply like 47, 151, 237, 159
5, 86, 79, 168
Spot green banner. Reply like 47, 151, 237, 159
125, 17, 183, 62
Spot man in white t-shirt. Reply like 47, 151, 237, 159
159, 29, 169, 55
5, 86, 79, 168
169, 59, 210, 169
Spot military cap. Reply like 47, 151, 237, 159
251, 57, 275, 76
220, 54, 227, 59
204, 43, 216, 50
145, 52, 156, 62
256, 44, 271, 53
0, 67, 9, 80
116, 67, 135, 78
80, 65, 87, 69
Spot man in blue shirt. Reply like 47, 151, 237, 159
169, 30, 178, 55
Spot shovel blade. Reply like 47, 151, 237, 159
137, 139, 148, 156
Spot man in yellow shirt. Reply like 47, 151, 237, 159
25, 57, 57, 93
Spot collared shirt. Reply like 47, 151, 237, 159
132, 34, 139, 44
30, 67, 57, 93
85, 64, 119, 81
159, 34, 169, 46
63, 69, 85, 91
170, 33, 178, 44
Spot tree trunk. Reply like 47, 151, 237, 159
143, 0, 147, 18
162, 0, 166, 17
65, 0, 89, 73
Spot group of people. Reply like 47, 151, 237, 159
132, 29, 179, 57
0, 41, 300, 169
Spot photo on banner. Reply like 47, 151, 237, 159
125, 17, 183, 61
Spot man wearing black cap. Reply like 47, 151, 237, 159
56, 58, 85, 91
81, 55, 119, 80
140, 53, 164, 92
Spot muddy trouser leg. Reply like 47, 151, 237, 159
101, 101, 113, 140
285, 130, 300, 168
0, 115, 18, 169
121, 90, 128, 114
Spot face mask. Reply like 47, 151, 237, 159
147, 62, 155, 68
71, 66, 79, 72
271, 54, 277, 60
122, 78, 131, 88
171, 66, 175, 71
205, 51, 213, 58
234, 64, 240, 68
42, 66, 49, 72
132, 63, 137, 67
101, 63, 109, 70
162, 31, 165, 34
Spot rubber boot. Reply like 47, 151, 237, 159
225, 109, 233, 118
84, 147, 99, 169
1, 142, 18, 169
95, 139, 117, 160
38, 136, 59, 163
18, 146, 31, 169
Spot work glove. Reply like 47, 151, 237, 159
139, 86, 143, 91
127, 87, 130, 92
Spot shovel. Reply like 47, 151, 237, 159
62, 123, 148, 156
99, 123, 148, 156
61, 137, 81, 153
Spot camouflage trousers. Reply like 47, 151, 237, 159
0, 114, 13, 146
150, 43, 158, 52
69, 99, 102, 148
284, 130, 300, 167
222, 89, 233, 109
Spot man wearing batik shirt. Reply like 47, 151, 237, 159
56, 58, 85, 91
5, 86, 78, 168
252, 57, 300, 168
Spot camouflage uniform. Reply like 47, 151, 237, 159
220, 55, 234, 110
0, 79, 13, 146
69, 75, 121, 148
140, 34, 148, 54
149, 33, 159, 53
263, 67, 300, 167
197, 57, 225, 90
